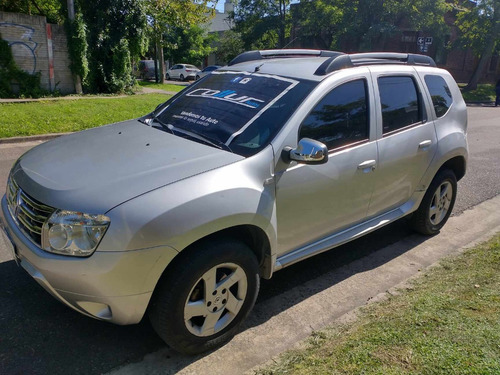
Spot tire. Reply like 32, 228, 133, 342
195, 75, 200, 81
409, 169, 457, 235
180, 74, 185, 81
149, 239, 260, 354
166, 73, 170, 81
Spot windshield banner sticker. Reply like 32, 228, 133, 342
157, 72, 299, 146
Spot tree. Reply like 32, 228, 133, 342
232, 0, 291, 50
164, 25, 217, 66
145, 0, 215, 82
294, 0, 449, 52
454, 0, 500, 90
77, 0, 148, 93
216, 30, 244, 63
0, 0, 64, 24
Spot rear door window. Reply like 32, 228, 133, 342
378, 76, 423, 135
424, 75, 453, 118
299, 79, 369, 150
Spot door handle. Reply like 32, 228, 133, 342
418, 140, 432, 149
357, 160, 376, 171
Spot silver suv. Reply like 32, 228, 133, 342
0, 50, 467, 354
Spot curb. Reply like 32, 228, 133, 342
0, 133, 67, 144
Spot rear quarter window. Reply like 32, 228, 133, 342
424, 75, 453, 118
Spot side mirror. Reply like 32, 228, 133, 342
284, 138, 328, 165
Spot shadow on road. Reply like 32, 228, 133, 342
0, 219, 428, 375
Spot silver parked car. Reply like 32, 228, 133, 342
0, 50, 467, 354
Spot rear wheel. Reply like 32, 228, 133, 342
149, 239, 260, 354
180, 74, 185, 81
410, 169, 457, 235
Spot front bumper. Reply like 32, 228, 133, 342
1, 195, 178, 325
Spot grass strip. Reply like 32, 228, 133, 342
258, 234, 500, 375
137, 81, 186, 92
460, 83, 496, 103
0, 94, 170, 138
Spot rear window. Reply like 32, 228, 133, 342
425, 75, 453, 118
155, 71, 316, 156
186, 65, 198, 69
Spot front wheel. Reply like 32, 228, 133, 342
166, 73, 170, 81
409, 169, 457, 235
180, 74, 185, 81
149, 239, 260, 354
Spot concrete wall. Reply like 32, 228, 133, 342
0, 11, 75, 94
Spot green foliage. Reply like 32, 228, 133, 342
77, 0, 148, 93
294, 0, 449, 51
0, 33, 46, 98
454, 0, 500, 54
165, 25, 217, 66
0, 0, 64, 24
216, 30, 245, 64
233, 0, 291, 49
66, 12, 88, 82
110, 39, 133, 92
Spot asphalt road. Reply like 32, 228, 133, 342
0, 107, 499, 374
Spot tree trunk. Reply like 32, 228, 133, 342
157, 39, 165, 84
465, 36, 495, 91
67, 0, 83, 94
465, 0, 500, 91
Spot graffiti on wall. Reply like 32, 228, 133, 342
0, 23, 38, 74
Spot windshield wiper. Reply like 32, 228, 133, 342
150, 115, 175, 135
173, 127, 233, 153
149, 116, 232, 153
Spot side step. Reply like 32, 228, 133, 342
275, 205, 412, 271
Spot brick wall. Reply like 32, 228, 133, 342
0, 11, 75, 94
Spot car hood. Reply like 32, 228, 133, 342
12, 120, 244, 213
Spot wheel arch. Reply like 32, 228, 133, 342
157, 224, 274, 287
437, 155, 466, 182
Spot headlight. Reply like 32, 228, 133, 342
41, 210, 110, 257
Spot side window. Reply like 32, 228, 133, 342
424, 75, 453, 118
378, 76, 423, 134
299, 79, 369, 150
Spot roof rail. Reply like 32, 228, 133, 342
314, 52, 437, 75
228, 49, 345, 66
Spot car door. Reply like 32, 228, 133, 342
169, 65, 179, 79
274, 75, 378, 256
366, 66, 437, 217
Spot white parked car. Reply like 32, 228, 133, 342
166, 64, 200, 81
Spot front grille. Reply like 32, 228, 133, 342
7, 177, 55, 246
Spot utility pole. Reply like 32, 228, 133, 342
67, 0, 83, 94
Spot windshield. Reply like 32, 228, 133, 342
153, 71, 317, 156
